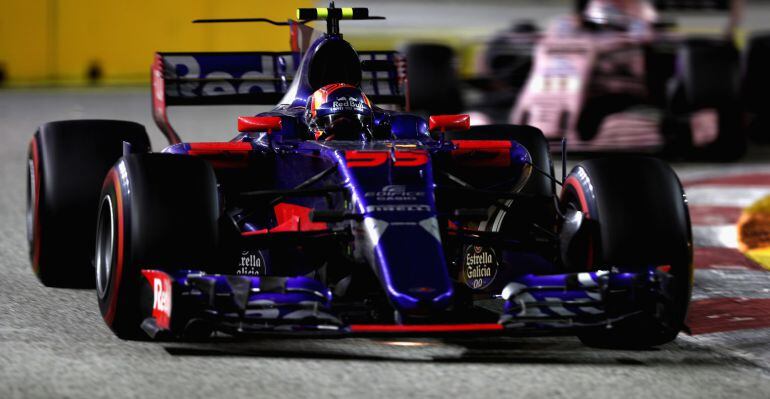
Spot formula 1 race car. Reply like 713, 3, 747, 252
408, 0, 770, 159
27, 4, 693, 348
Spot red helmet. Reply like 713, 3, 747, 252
307, 83, 373, 141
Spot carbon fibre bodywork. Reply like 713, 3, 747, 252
132, 24, 679, 338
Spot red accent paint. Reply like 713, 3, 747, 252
273, 203, 328, 232
29, 137, 41, 273
447, 220, 459, 231
562, 175, 594, 269
687, 297, 770, 335
451, 140, 512, 167
246, 203, 329, 235
290, 23, 299, 53
428, 114, 470, 133
241, 229, 269, 237
151, 54, 181, 145
395, 55, 410, 112
345, 151, 389, 168
186, 142, 253, 169
186, 142, 253, 154
349, 323, 504, 333
345, 150, 430, 168
104, 168, 125, 326
684, 173, 770, 187
689, 205, 743, 226
393, 151, 429, 167
562, 176, 590, 218
237, 116, 282, 133
451, 140, 512, 150
694, 247, 764, 270
141, 270, 172, 330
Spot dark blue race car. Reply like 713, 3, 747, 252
27, 4, 693, 348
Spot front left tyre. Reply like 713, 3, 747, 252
560, 157, 693, 348
96, 153, 219, 339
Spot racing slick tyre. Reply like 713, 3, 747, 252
96, 153, 218, 339
405, 43, 464, 115
663, 39, 745, 161
743, 32, 770, 143
561, 157, 692, 348
576, 94, 641, 142
27, 120, 150, 287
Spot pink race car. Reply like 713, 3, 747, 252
408, 0, 769, 160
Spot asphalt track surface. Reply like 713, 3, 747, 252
2, 90, 770, 398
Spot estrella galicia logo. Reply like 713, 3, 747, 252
236, 250, 266, 276
463, 245, 497, 289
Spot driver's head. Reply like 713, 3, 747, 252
582, 0, 657, 29
307, 83, 373, 141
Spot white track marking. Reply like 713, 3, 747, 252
685, 186, 770, 208
693, 225, 739, 249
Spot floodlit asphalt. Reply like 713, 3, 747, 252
1, 89, 770, 399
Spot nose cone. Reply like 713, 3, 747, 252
365, 215, 454, 316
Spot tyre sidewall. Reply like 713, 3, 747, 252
562, 157, 693, 346
97, 163, 144, 338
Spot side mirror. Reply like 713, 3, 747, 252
428, 114, 470, 133
237, 116, 282, 133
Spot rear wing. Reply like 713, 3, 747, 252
653, 0, 731, 10
151, 50, 407, 144
652, 0, 744, 38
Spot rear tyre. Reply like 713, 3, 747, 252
27, 120, 150, 287
96, 154, 218, 339
743, 32, 770, 143
576, 94, 640, 141
561, 157, 692, 348
405, 43, 464, 115
663, 39, 745, 161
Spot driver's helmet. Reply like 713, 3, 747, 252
307, 83, 373, 141
582, 0, 656, 30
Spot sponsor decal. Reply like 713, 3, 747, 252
237, 250, 266, 276
345, 150, 428, 168
331, 96, 368, 113
365, 185, 427, 202
153, 279, 171, 320
366, 204, 431, 213
463, 245, 498, 290
346, 151, 389, 168
141, 270, 172, 329
393, 151, 428, 167
163, 55, 290, 97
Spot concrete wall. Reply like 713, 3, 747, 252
1, 0, 766, 85
0, 0, 311, 85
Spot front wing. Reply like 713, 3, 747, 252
138, 266, 674, 339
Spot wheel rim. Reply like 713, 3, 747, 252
95, 195, 115, 299
26, 158, 35, 247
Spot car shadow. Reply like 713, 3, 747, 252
161, 334, 740, 367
